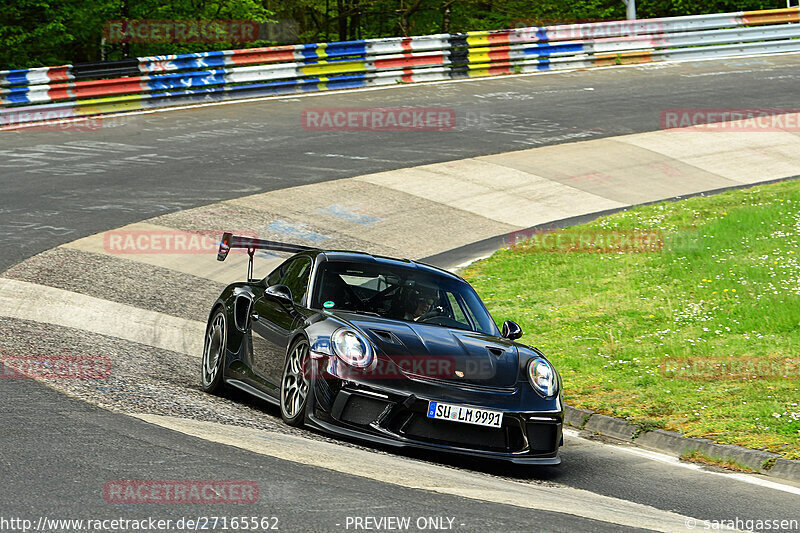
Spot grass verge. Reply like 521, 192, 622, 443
680, 450, 755, 473
461, 180, 800, 459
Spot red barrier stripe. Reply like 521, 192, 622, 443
47, 66, 72, 82
488, 49, 511, 61
401, 38, 413, 52
486, 65, 513, 75
44, 77, 147, 101
487, 33, 512, 45
47, 87, 73, 101
230, 49, 296, 65
73, 80, 146, 98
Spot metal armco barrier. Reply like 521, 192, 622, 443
1, 7, 799, 127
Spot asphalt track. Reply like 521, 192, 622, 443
2, 54, 800, 531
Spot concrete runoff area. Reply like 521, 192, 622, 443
133, 413, 707, 533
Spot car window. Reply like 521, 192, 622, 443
446, 292, 472, 329
311, 261, 499, 335
280, 257, 312, 305
266, 264, 284, 287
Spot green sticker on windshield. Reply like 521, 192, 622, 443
323, 301, 335, 308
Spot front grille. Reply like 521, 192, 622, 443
339, 394, 389, 426
399, 414, 522, 452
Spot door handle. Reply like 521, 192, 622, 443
250, 312, 260, 322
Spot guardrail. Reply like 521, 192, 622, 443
1, 7, 799, 127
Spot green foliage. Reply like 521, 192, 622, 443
0, 0, 275, 69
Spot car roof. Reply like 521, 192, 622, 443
315, 250, 465, 283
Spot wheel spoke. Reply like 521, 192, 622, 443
282, 341, 310, 420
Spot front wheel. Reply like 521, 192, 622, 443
201, 309, 227, 394
280, 338, 310, 427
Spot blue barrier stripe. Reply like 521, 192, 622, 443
5, 70, 33, 86
521, 42, 586, 56
4, 92, 32, 104
146, 72, 228, 91
139, 50, 229, 62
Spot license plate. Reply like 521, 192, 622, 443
426, 401, 503, 428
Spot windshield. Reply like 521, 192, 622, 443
311, 261, 499, 335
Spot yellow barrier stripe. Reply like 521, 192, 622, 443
466, 32, 489, 47
301, 60, 365, 76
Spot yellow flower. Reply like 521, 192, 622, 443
649, 314, 654, 318
712, 291, 717, 294
732, 289, 736, 292
724, 289, 729, 292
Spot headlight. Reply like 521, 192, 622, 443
331, 328, 373, 368
528, 357, 557, 397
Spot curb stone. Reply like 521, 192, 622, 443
563, 406, 800, 483
583, 414, 638, 441
770, 459, 800, 481
564, 407, 594, 429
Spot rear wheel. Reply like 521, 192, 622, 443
280, 339, 310, 426
201, 309, 227, 394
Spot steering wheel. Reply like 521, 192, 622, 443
415, 306, 447, 322
417, 315, 465, 329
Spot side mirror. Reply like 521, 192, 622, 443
501, 320, 523, 340
266, 284, 293, 303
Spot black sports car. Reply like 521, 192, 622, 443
202, 233, 563, 464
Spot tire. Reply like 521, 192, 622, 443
280, 338, 310, 427
201, 308, 227, 394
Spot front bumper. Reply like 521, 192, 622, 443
306, 374, 563, 465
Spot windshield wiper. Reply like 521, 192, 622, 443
332, 309, 383, 318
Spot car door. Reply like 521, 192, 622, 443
250, 256, 312, 394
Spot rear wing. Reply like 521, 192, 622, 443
217, 232, 317, 281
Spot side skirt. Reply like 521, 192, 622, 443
225, 378, 281, 406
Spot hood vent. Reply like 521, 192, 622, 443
370, 329, 400, 344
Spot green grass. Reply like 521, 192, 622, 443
680, 451, 755, 473
462, 180, 800, 459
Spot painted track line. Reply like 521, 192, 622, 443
563, 429, 800, 496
